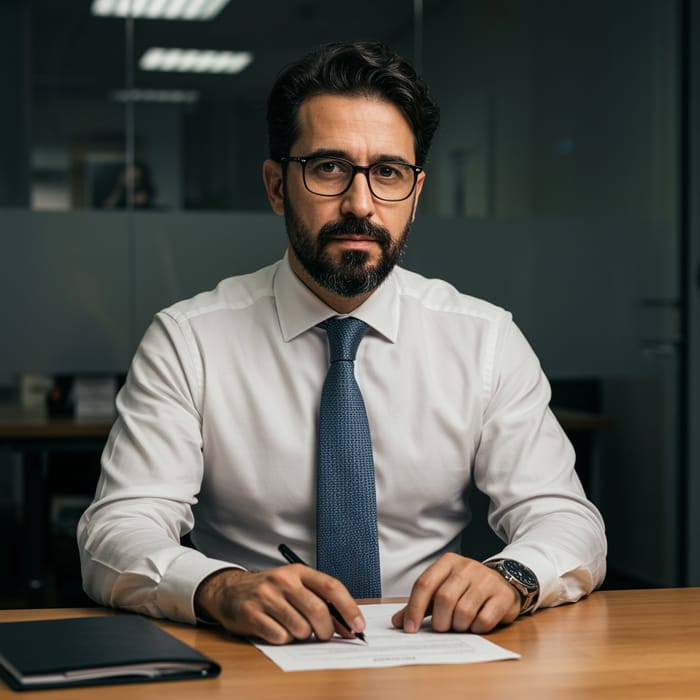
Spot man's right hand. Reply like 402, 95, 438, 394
194, 565, 366, 645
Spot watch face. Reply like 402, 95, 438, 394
503, 560, 538, 589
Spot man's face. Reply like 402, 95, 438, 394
264, 93, 425, 308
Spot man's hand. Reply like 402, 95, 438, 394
391, 553, 521, 634
194, 565, 366, 645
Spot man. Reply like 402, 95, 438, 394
78, 41, 606, 645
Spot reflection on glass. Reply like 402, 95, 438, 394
21, 0, 419, 212
101, 160, 158, 209
90, 0, 232, 21
0, 0, 679, 218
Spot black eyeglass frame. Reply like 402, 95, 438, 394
279, 155, 424, 202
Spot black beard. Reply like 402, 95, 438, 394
284, 197, 412, 298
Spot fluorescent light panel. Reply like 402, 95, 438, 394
91, 0, 230, 20
140, 48, 253, 74
112, 88, 200, 103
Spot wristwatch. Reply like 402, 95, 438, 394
485, 559, 539, 615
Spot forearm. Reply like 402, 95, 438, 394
194, 568, 249, 622
78, 502, 238, 623
487, 495, 607, 608
76, 311, 231, 621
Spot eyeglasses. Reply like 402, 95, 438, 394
280, 155, 423, 202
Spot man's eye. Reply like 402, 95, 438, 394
374, 164, 402, 179
314, 160, 348, 175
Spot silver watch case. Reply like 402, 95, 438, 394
485, 558, 539, 615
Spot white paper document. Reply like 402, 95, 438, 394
253, 603, 520, 671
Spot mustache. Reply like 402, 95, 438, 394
317, 216, 391, 247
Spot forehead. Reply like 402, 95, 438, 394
293, 93, 416, 161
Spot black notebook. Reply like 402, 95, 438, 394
0, 615, 221, 691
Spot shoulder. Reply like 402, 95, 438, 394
392, 266, 511, 327
161, 260, 280, 325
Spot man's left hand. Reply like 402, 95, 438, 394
391, 553, 521, 634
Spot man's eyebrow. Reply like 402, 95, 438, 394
306, 148, 349, 159
305, 148, 414, 165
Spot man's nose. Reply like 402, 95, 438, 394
339, 170, 375, 219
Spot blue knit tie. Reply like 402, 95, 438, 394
316, 317, 382, 598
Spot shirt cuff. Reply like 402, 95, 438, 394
155, 548, 244, 624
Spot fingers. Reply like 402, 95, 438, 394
468, 588, 520, 634
304, 574, 366, 640
195, 565, 365, 645
393, 559, 446, 633
392, 553, 522, 635
240, 568, 333, 643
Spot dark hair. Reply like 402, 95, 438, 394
266, 41, 440, 166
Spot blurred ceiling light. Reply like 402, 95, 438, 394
91, 0, 231, 20
140, 48, 253, 74
111, 88, 200, 103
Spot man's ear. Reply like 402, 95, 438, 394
410, 170, 426, 223
262, 159, 285, 215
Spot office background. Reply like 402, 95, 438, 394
0, 0, 698, 605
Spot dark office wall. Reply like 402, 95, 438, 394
182, 100, 268, 210
0, 211, 285, 385
687, 0, 700, 584
0, 0, 31, 207
421, 0, 678, 223
0, 209, 651, 384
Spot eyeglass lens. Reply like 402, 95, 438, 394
302, 157, 416, 200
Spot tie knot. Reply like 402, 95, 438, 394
321, 317, 369, 362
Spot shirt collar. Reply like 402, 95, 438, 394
273, 252, 400, 344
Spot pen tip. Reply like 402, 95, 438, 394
355, 631, 367, 643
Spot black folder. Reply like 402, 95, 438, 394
0, 615, 220, 691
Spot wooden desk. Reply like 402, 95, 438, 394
0, 407, 112, 604
551, 407, 614, 432
1, 588, 698, 699
0, 406, 113, 441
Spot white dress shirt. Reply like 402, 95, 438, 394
78, 254, 606, 624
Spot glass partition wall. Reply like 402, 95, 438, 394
27, 0, 422, 212
1, 0, 695, 593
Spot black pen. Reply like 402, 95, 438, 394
278, 544, 367, 643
